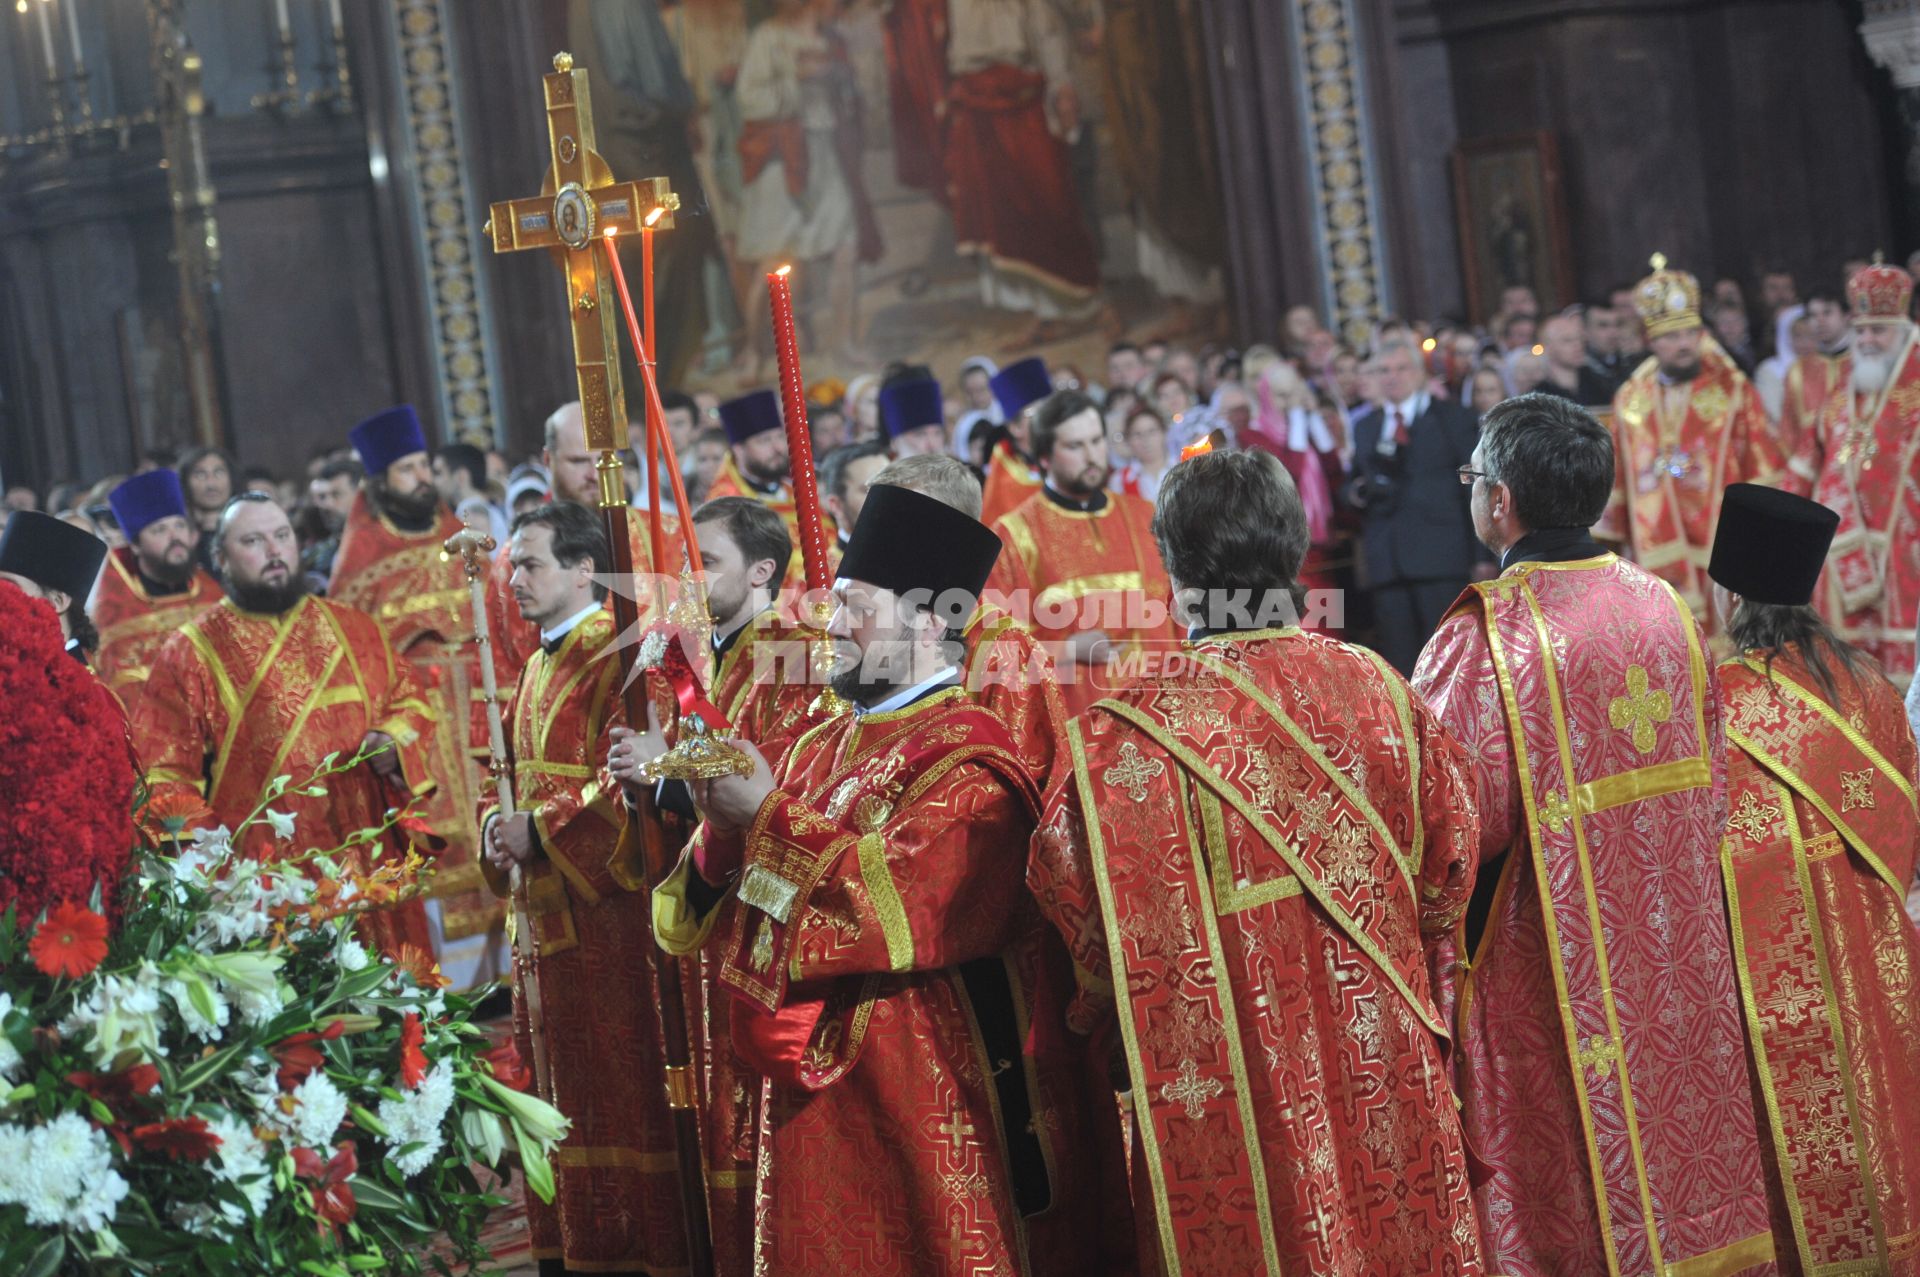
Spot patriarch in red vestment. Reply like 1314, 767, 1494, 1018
979, 357, 1048, 528
1705, 485, 1920, 1276
1782, 259, 1920, 690
652, 484, 1130, 1275
1598, 255, 1786, 623
1415, 394, 1774, 1277
479, 502, 687, 1275
1033, 448, 1484, 1275
329, 406, 504, 959
91, 471, 224, 715
986, 387, 1179, 717
132, 497, 435, 957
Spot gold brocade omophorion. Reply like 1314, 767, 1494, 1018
329, 493, 502, 939
88, 546, 224, 719
480, 606, 689, 1274
1032, 627, 1485, 1275
131, 594, 438, 956
1719, 649, 1920, 1274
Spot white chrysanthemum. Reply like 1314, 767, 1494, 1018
162, 977, 230, 1042
376, 1061, 456, 1177
231, 984, 284, 1029
0, 1122, 35, 1205
204, 1114, 272, 1217
334, 935, 369, 973
21, 1112, 125, 1231
0, 992, 21, 1082
279, 1073, 349, 1150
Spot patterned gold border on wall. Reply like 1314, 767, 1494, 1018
1286, 0, 1391, 348
387, 0, 503, 444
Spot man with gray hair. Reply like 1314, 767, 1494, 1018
1413, 392, 1771, 1275
1784, 258, 1920, 688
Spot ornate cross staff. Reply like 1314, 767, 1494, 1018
443, 528, 551, 1099
484, 53, 713, 1277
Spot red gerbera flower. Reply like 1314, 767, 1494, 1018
131, 1116, 222, 1162
390, 944, 448, 991
29, 901, 109, 979
398, 1012, 427, 1090
480, 1040, 532, 1092
292, 1142, 359, 1237
271, 1020, 347, 1092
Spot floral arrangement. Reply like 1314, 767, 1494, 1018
0, 580, 134, 925
0, 761, 566, 1277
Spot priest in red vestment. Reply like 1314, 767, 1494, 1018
133, 496, 436, 957
1598, 254, 1786, 622
703, 390, 801, 544
979, 357, 1048, 527
652, 484, 1130, 1275
1782, 259, 1920, 690
91, 471, 223, 713
1773, 288, 1851, 453
329, 406, 504, 964
1706, 485, 1920, 1275
1032, 447, 1485, 1274
483, 401, 682, 675
987, 388, 1179, 717
479, 502, 687, 1276
1414, 394, 1774, 1277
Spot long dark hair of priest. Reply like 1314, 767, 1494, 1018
1727, 598, 1876, 705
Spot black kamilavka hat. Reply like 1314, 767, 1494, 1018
836, 484, 1002, 626
0, 510, 108, 602
1708, 483, 1839, 606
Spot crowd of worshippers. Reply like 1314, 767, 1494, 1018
6, 250, 1902, 680
4, 248, 1920, 1274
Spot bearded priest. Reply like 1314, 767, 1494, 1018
1413, 393, 1773, 1277
133, 494, 436, 956
1031, 447, 1484, 1275
1598, 254, 1785, 623
1708, 484, 1920, 1275
329, 405, 504, 979
652, 484, 1130, 1275
1782, 258, 1920, 689
91, 471, 222, 712
704, 389, 800, 543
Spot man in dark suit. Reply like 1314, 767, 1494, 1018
1345, 339, 1492, 672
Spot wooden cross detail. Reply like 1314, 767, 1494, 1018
1574, 1033, 1616, 1081
485, 51, 679, 455
1607, 664, 1673, 755
1540, 789, 1576, 835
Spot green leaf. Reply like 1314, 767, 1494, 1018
348, 1103, 389, 1138
21, 1235, 65, 1277
348, 1177, 409, 1215
175, 1041, 247, 1094
186, 976, 219, 1026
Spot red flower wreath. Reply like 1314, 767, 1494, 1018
0, 579, 135, 926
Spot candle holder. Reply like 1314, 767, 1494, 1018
640, 568, 758, 784
252, 30, 301, 112
310, 19, 352, 111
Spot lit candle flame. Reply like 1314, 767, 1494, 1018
603, 226, 617, 239
775, 264, 793, 278
1531, 344, 1544, 356
644, 207, 664, 227
1180, 436, 1215, 461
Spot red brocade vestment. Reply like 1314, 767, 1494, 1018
1782, 328, 1920, 689
1599, 346, 1786, 620
1718, 650, 1920, 1274
1032, 627, 1485, 1275
988, 489, 1178, 717
133, 595, 436, 955
1414, 554, 1776, 1277
655, 688, 1130, 1276
329, 494, 501, 938
88, 547, 223, 717
980, 439, 1043, 530
480, 606, 686, 1273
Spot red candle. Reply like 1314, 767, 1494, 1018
767, 265, 831, 596
642, 211, 661, 518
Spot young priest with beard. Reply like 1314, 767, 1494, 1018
703, 389, 800, 543
133, 494, 437, 955
329, 405, 505, 978
91, 470, 223, 713
651, 484, 1132, 1276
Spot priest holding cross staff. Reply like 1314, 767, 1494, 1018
484, 50, 714, 1277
